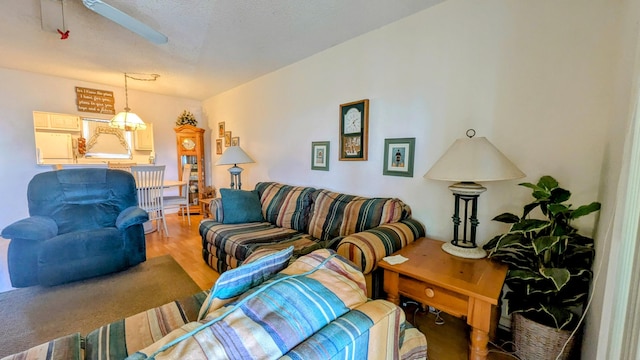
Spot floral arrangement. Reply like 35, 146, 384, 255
176, 110, 197, 126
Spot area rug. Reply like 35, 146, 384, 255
0, 255, 203, 358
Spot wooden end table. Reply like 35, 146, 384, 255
201, 198, 215, 218
378, 237, 507, 360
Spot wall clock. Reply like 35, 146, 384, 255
339, 99, 369, 161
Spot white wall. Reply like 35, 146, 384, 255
204, 0, 613, 246
203, 0, 624, 355
0, 68, 206, 228
586, 0, 640, 356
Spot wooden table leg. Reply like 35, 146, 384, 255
468, 298, 493, 360
469, 328, 490, 360
383, 270, 400, 305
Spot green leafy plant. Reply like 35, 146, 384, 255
483, 175, 601, 330
176, 110, 197, 126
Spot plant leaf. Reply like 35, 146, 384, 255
538, 175, 559, 190
548, 203, 570, 217
492, 212, 520, 223
540, 304, 575, 330
540, 268, 571, 291
511, 219, 549, 233
532, 235, 560, 255
522, 202, 539, 218
518, 182, 540, 191
570, 202, 601, 219
549, 188, 571, 203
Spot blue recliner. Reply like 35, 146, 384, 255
1, 168, 149, 287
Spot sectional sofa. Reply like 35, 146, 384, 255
199, 182, 426, 298
2, 248, 427, 359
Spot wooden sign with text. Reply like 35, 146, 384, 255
75, 87, 116, 115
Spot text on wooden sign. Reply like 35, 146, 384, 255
75, 87, 116, 115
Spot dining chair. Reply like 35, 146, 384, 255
108, 162, 137, 172
163, 163, 192, 225
131, 165, 168, 236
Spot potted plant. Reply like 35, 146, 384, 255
176, 110, 197, 127
483, 175, 600, 359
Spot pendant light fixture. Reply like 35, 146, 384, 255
110, 73, 158, 131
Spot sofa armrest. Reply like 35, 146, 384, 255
1, 216, 58, 241
283, 299, 426, 360
206, 198, 223, 222
335, 218, 425, 275
116, 206, 149, 230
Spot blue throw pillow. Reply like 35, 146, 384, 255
197, 245, 293, 320
220, 188, 265, 224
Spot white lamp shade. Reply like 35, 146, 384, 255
110, 111, 147, 131
216, 146, 255, 166
424, 136, 524, 182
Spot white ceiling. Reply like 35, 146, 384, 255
0, 0, 444, 100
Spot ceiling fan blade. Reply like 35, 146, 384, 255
82, 0, 168, 44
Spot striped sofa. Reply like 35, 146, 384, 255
2, 249, 427, 360
199, 182, 425, 298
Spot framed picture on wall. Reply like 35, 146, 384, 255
224, 131, 232, 147
339, 99, 369, 161
231, 137, 240, 146
216, 139, 223, 155
383, 138, 415, 177
311, 141, 330, 171
218, 122, 225, 138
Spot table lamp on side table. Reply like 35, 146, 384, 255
424, 129, 525, 259
216, 146, 255, 190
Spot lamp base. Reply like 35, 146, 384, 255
442, 241, 487, 259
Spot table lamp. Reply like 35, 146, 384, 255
424, 129, 525, 259
216, 146, 255, 189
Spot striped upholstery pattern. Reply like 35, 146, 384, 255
130, 250, 369, 359
197, 246, 293, 321
282, 300, 427, 360
207, 198, 224, 222
336, 219, 426, 275
0, 333, 81, 360
200, 221, 321, 273
84, 291, 208, 360
308, 189, 408, 241
199, 182, 425, 298
255, 182, 316, 231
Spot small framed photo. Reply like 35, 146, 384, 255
231, 137, 240, 146
216, 139, 223, 155
311, 141, 330, 171
383, 138, 415, 177
218, 122, 225, 138
224, 131, 232, 147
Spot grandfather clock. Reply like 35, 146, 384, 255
175, 125, 205, 214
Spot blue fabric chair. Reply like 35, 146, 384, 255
1, 168, 149, 287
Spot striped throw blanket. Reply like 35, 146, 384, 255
127, 249, 425, 359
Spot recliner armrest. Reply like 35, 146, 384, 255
335, 218, 426, 275
116, 206, 150, 230
1, 216, 58, 241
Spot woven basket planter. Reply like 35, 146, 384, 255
513, 313, 580, 360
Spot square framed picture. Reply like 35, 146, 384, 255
231, 137, 240, 146
311, 141, 330, 171
383, 138, 415, 177
224, 131, 232, 147
339, 99, 369, 161
216, 139, 223, 155
218, 122, 225, 138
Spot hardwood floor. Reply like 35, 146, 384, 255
150, 214, 516, 360
145, 213, 219, 290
